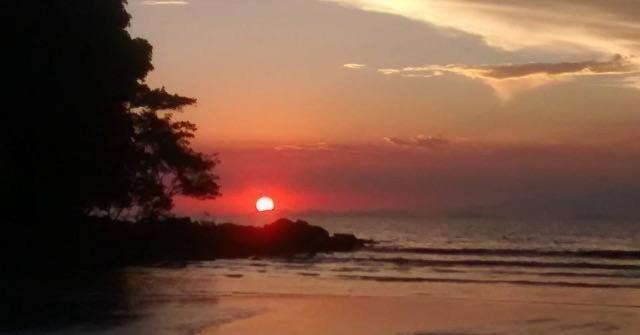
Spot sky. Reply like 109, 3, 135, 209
128, 0, 640, 219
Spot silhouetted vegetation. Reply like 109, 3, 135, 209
4, 0, 219, 223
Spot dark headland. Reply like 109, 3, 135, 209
2, 217, 366, 269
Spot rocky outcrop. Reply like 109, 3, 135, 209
2, 216, 366, 268
213, 218, 365, 257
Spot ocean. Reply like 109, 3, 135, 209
174, 215, 640, 295
310, 216, 640, 292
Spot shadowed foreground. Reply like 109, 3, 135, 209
0, 217, 364, 331
2, 217, 364, 269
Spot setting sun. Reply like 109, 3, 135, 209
256, 196, 275, 212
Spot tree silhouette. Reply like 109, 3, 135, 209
121, 86, 220, 219
4, 0, 219, 222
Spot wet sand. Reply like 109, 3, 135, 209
206, 293, 640, 335
8, 272, 640, 335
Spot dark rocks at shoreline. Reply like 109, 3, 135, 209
1, 217, 366, 268
214, 218, 364, 257
107, 217, 366, 263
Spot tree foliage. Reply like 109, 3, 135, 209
4, 0, 220, 221
123, 87, 220, 219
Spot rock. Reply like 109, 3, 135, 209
212, 218, 365, 257
329, 233, 364, 251
262, 218, 332, 254
8, 216, 368, 266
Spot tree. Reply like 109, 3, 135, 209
3, 1, 219, 222
120, 86, 220, 219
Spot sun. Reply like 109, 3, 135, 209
256, 196, 275, 212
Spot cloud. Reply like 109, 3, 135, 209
323, 0, 640, 56
450, 55, 636, 79
624, 76, 640, 90
379, 69, 400, 75
274, 142, 336, 152
343, 63, 367, 70
384, 134, 450, 150
325, 1, 640, 100
378, 55, 639, 101
142, 0, 189, 5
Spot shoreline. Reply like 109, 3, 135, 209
206, 293, 640, 335
5, 265, 640, 335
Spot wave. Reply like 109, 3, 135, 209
427, 268, 639, 279
367, 247, 640, 260
322, 256, 640, 270
489, 269, 640, 279
337, 274, 640, 289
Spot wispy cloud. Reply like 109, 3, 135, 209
324, 0, 640, 56
274, 142, 336, 152
384, 134, 450, 150
624, 77, 640, 90
325, 1, 640, 100
443, 55, 636, 80
378, 69, 400, 75
378, 55, 639, 101
343, 63, 367, 70
142, 0, 189, 5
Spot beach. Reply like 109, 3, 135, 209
35, 270, 640, 335
16, 216, 639, 335
212, 293, 640, 335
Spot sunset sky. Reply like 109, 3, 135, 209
128, 0, 640, 218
